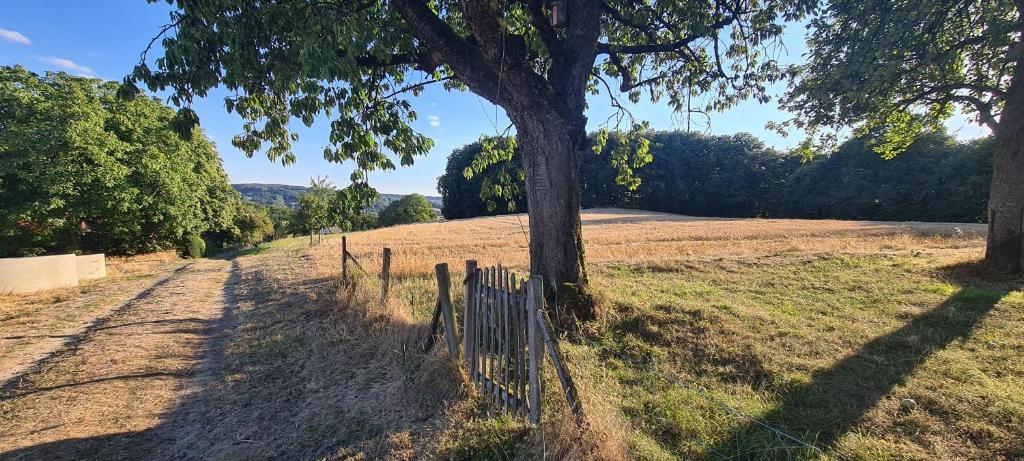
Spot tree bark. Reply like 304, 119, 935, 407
510, 111, 590, 316
987, 58, 1024, 273
391, 0, 600, 319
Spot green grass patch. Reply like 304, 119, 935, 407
583, 254, 1024, 460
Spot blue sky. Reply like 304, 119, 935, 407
0, 2, 989, 195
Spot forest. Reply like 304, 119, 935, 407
439, 130, 993, 223
0, 66, 272, 258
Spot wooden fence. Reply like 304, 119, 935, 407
456, 260, 580, 424
337, 235, 580, 425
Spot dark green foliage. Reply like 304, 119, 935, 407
182, 235, 205, 259
235, 183, 440, 213
606, 132, 800, 218
782, 132, 993, 222
264, 205, 296, 238
438, 142, 526, 220
232, 203, 275, 246
0, 66, 239, 257
441, 130, 993, 223
379, 194, 438, 227
233, 183, 309, 207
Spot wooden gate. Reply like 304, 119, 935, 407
462, 261, 542, 422
425, 259, 581, 425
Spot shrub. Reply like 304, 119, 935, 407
182, 235, 206, 259
379, 194, 438, 227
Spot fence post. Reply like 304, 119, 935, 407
381, 247, 391, 303
527, 275, 544, 425
463, 260, 477, 370
435, 263, 460, 361
341, 236, 348, 282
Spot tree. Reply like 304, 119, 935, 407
130, 0, 815, 317
0, 66, 237, 257
266, 204, 296, 238
379, 194, 438, 227
783, 131, 993, 223
442, 131, 799, 218
294, 180, 335, 243
233, 202, 275, 246
438, 140, 526, 220
779, 0, 1024, 272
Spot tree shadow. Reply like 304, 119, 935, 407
1, 258, 462, 460
706, 260, 1018, 459
0, 264, 193, 395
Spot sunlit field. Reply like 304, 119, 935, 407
287, 208, 1021, 460
4, 209, 1016, 460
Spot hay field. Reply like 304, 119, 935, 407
295, 208, 1022, 460
2, 208, 1018, 460
308, 208, 987, 280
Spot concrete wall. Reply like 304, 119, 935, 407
0, 253, 106, 294
76, 254, 106, 281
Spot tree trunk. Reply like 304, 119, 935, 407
511, 111, 593, 320
987, 58, 1024, 273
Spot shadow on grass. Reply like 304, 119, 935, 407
706, 261, 1018, 460
1, 257, 462, 460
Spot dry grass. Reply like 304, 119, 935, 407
0, 208, 1017, 460
316, 208, 985, 280
299, 208, 1018, 460
0, 253, 187, 386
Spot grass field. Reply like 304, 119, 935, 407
306, 209, 1021, 460
1, 209, 1020, 460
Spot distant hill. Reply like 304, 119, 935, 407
232, 183, 442, 211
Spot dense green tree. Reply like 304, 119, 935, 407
0, 66, 237, 257
441, 131, 799, 219
294, 180, 335, 242
783, 132, 993, 222
233, 202, 275, 246
441, 129, 993, 223
379, 194, 437, 227
620, 132, 799, 217
132, 0, 816, 317
265, 204, 296, 238
780, 0, 1023, 272
438, 141, 526, 220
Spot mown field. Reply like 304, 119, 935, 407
1, 209, 1020, 460
311, 209, 1022, 460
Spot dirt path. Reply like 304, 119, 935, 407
0, 258, 234, 460
0, 259, 189, 386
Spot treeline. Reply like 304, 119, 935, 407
265, 180, 438, 241
439, 130, 993, 223
0, 66, 275, 258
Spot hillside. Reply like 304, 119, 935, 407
2, 210, 1020, 460
232, 183, 442, 211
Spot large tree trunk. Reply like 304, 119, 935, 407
510, 111, 592, 319
987, 58, 1024, 273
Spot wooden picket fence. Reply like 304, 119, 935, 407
429, 260, 580, 425
338, 236, 580, 425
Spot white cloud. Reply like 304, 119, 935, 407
34, 56, 96, 77
0, 28, 30, 45
428, 115, 441, 127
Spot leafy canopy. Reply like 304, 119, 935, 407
777, 0, 1017, 158
129, 0, 814, 186
0, 65, 239, 256
379, 194, 437, 227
